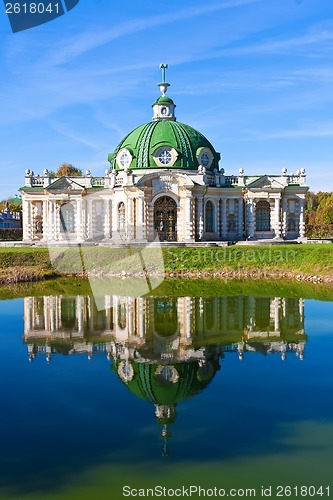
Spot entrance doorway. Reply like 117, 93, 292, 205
154, 196, 177, 241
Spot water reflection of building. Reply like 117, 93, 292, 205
24, 294, 306, 455
24, 295, 306, 362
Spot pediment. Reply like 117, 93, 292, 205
45, 177, 85, 192
247, 175, 284, 190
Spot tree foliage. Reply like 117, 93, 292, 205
306, 191, 333, 238
55, 163, 82, 177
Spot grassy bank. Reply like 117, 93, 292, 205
0, 244, 333, 285
1, 275, 333, 301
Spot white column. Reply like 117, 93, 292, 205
29, 202, 36, 241
237, 198, 244, 240
184, 195, 194, 241
299, 197, 305, 238
55, 203, 61, 240
196, 196, 204, 240
247, 198, 255, 239
221, 198, 227, 240
47, 201, 53, 241
274, 196, 281, 238
85, 199, 92, 240
282, 197, 288, 238
22, 199, 32, 241
76, 198, 84, 241
103, 199, 111, 240
111, 200, 118, 239
41, 200, 48, 241
137, 197, 146, 241
127, 198, 134, 242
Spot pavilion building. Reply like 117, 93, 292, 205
20, 66, 308, 244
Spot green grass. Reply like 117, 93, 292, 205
0, 244, 333, 286
0, 275, 333, 302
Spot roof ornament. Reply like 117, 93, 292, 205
158, 63, 170, 96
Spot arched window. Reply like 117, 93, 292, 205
256, 200, 271, 232
205, 201, 214, 232
118, 202, 126, 230
60, 203, 75, 233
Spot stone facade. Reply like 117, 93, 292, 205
20, 168, 308, 243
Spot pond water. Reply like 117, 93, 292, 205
0, 287, 332, 499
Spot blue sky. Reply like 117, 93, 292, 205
0, 0, 332, 199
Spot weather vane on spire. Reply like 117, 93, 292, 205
158, 63, 170, 96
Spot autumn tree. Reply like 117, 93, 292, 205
55, 163, 82, 177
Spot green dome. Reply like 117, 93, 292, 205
108, 119, 221, 171
153, 96, 175, 106
113, 360, 219, 406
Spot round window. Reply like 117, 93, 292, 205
201, 152, 210, 168
120, 151, 131, 168
158, 149, 172, 165
161, 107, 168, 115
